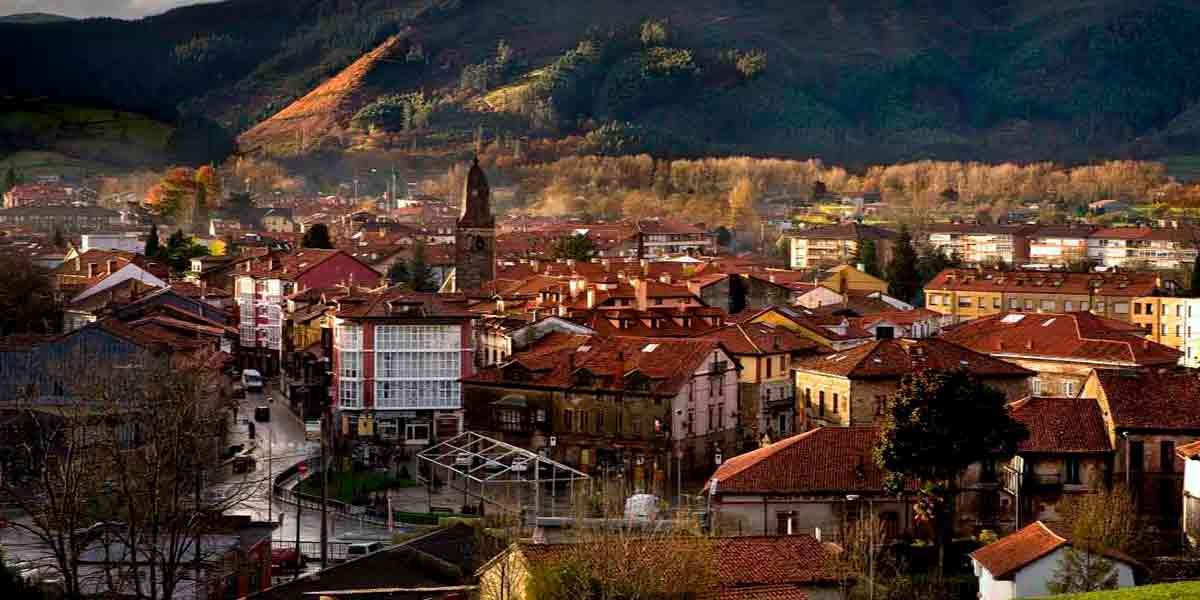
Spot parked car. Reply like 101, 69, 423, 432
242, 369, 264, 392
271, 547, 305, 571
345, 541, 385, 558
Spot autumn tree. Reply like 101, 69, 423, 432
301, 223, 334, 249
1048, 486, 1137, 597
726, 177, 759, 251
875, 369, 1028, 575
885, 226, 920, 303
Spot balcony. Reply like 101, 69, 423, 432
1002, 465, 1072, 495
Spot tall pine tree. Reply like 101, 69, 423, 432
852, 238, 880, 276
301, 224, 334, 249
144, 224, 160, 258
885, 226, 920, 302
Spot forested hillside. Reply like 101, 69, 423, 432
4, 0, 1200, 166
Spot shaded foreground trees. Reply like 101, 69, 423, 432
0, 345, 262, 599
875, 369, 1028, 576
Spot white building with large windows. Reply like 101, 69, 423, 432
331, 288, 476, 450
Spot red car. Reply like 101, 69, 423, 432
271, 547, 306, 571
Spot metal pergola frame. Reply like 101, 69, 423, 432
417, 431, 590, 516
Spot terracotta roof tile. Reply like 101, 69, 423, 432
941, 312, 1180, 366
708, 585, 808, 600
1176, 440, 1200, 460
926, 269, 1160, 298
1092, 369, 1200, 431
970, 521, 1137, 580
792, 338, 1032, 379
708, 427, 893, 494
334, 287, 476, 320
1007, 396, 1112, 454
702, 322, 824, 355
713, 536, 838, 586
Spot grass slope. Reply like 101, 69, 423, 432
0, 101, 175, 173
1036, 581, 1200, 599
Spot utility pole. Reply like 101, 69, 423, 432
295, 466, 302, 582
320, 411, 329, 571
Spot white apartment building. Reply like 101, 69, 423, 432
1088, 227, 1198, 270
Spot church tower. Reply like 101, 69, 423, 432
454, 158, 495, 292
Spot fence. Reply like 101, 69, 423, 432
271, 539, 353, 562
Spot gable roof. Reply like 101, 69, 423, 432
467, 335, 725, 398
790, 223, 898, 241
334, 287, 476, 320
713, 536, 839, 586
708, 427, 892, 495
941, 312, 1181, 366
1007, 396, 1112, 454
702, 322, 824, 356
970, 521, 1136, 581
792, 338, 1033, 379
1090, 369, 1200, 431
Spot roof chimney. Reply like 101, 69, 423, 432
106, 259, 117, 275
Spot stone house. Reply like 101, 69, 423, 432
791, 337, 1033, 429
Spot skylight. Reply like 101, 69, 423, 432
577, 345, 591, 353
1041, 318, 1056, 327
642, 344, 659, 353
1000, 314, 1025, 324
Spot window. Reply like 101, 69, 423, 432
875, 395, 886, 416
833, 393, 839, 413
1024, 299, 1034, 310
1135, 303, 1143, 315
1031, 379, 1042, 395
1040, 299, 1056, 312
1162, 323, 1168, 336
632, 415, 642, 435
958, 296, 972, 308
929, 295, 939, 306
1130, 441, 1144, 472
776, 511, 796, 535
339, 380, 362, 409
818, 391, 826, 416
1081, 301, 1090, 312
687, 409, 694, 434
1176, 325, 1183, 336
993, 297, 1002, 309
1113, 302, 1129, 314
1062, 381, 1075, 397
978, 297, 987, 308
1065, 457, 1081, 484
579, 411, 590, 434
1009, 298, 1020, 310
1146, 303, 1154, 315
373, 325, 463, 409
405, 423, 430, 443
596, 411, 605, 433
1095, 301, 1105, 313
1064, 301, 1074, 312
765, 357, 772, 378
496, 409, 523, 432
1162, 441, 1176, 473
804, 388, 812, 409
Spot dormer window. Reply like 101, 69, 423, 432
574, 369, 596, 388
625, 371, 651, 392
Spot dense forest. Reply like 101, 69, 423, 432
5, 0, 1200, 167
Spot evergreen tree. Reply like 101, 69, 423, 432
876, 369, 1028, 575
1190, 252, 1200, 297
550, 234, 598, 261
885, 226, 920, 302
1047, 547, 1120, 594
409, 241, 435, 292
301, 223, 334, 249
144, 224, 160, 258
387, 259, 410, 285
852, 238, 880, 276
1, 166, 15, 196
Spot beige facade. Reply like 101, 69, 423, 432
1132, 296, 1200, 368
925, 288, 1138, 324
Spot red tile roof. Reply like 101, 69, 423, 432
708, 427, 893, 494
1091, 369, 1200, 431
792, 338, 1032, 379
1007, 396, 1112, 454
1176, 440, 1200, 460
707, 585, 808, 600
970, 521, 1137, 580
941, 312, 1181, 366
333, 287, 476, 320
702, 322, 824, 356
790, 223, 898, 241
713, 536, 839, 586
466, 334, 724, 398
850, 308, 942, 329
925, 268, 1160, 297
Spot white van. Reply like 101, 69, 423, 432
241, 369, 264, 392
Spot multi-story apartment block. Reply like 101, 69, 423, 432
0, 205, 123, 232
332, 290, 476, 450
788, 223, 897, 270
924, 269, 1163, 324
1087, 227, 1198, 270
635, 218, 716, 258
234, 249, 380, 375
1026, 225, 1097, 267
925, 224, 1034, 266
1131, 296, 1200, 367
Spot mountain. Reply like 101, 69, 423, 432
4, 0, 1200, 167
0, 13, 74, 24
